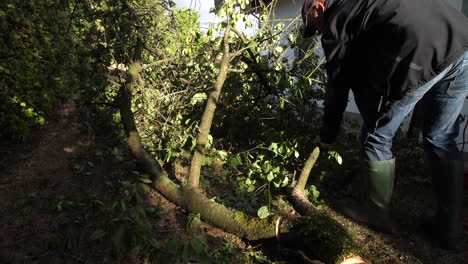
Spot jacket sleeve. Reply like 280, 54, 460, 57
319, 39, 351, 144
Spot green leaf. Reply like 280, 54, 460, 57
13, 197, 30, 209
90, 229, 106, 240
282, 176, 289, 186
328, 151, 343, 165
262, 161, 271, 173
166, 238, 180, 254
310, 185, 320, 201
294, 150, 299, 158
139, 176, 152, 184
187, 214, 202, 230
266, 171, 275, 182
227, 154, 242, 169
145, 207, 159, 218
217, 150, 228, 160
191, 92, 207, 105
257, 206, 269, 219
202, 156, 214, 166
112, 225, 130, 254
190, 235, 207, 254
218, 8, 226, 18
270, 142, 278, 153
182, 243, 196, 262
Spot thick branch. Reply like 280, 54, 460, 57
295, 147, 320, 191
142, 58, 173, 69
288, 147, 320, 216
187, 26, 232, 188
144, 44, 166, 60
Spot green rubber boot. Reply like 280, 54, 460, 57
339, 159, 397, 233
429, 160, 464, 249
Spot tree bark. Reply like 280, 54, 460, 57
295, 147, 320, 192
188, 27, 232, 188
288, 147, 320, 216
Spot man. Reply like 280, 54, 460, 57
301, 0, 468, 249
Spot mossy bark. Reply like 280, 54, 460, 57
288, 147, 320, 216
288, 187, 317, 216
295, 147, 320, 191
181, 186, 278, 240
188, 27, 232, 188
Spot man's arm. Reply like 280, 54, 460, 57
319, 39, 352, 144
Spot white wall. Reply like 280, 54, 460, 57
447, 0, 463, 10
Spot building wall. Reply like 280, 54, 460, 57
446, 0, 468, 15
447, 0, 463, 10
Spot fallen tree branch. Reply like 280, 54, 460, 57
117, 35, 279, 241
187, 26, 232, 188
295, 147, 320, 192
288, 147, 320, 216
115, 5, 366, 262
141, 58, 173, 69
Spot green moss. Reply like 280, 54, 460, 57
287, 214, 359, 263
233, 211, 276, 239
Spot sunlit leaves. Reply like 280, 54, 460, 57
191, 92, 208, 105
257, 206, 270, 219
327, 151, 343, 165
0, 0, 87, 140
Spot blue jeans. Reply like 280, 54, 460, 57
358, 51, 468, 161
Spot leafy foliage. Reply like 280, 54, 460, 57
2, 0, 343, 261
0, 0, 107, 140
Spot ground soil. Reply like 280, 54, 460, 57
0, 96, 467, 264
0, 97, 242, 264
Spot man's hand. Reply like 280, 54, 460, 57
313, 136, 331, 151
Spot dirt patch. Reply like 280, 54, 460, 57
0, 95, 95, 263
319, 163, 468, 264
0, 97, 248, 264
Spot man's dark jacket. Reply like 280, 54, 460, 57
319, 0, 468, 143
